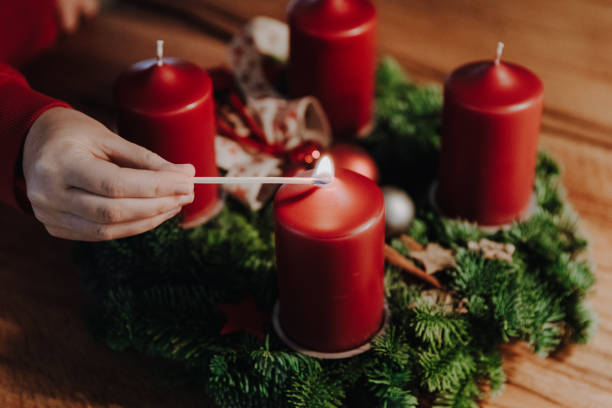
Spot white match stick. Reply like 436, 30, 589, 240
193, 176, 329, 185
157, 40, 164, 66
495, 41, 504, 65
194, 156, 335, 186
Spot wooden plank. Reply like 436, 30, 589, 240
498, 345, 612, 408
484, 383, 560, 408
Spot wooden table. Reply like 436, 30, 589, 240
2, 0, 612, 406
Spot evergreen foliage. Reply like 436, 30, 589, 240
76, 58, 595, 407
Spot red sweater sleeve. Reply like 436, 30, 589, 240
1, 0, 69, 210
1, 0, 60, 66
0, 64, 70, 209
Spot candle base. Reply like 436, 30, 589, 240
428, 181, 537, 232
180, 197, 226, 229
272, 301, 390, 359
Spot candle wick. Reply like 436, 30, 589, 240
495, 41, 504, 65
156, 40, 164, 66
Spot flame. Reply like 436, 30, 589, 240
313, 155, 334, 185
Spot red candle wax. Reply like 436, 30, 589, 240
437, 57, 543, 226
114, 54, 219, 228
288, 0, 377, 139
274, 167, 385, 352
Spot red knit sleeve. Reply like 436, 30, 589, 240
0, 0, 68, 211
0, 0, 60, 66
0, 63, 70, 210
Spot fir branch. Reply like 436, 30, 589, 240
370, 326, 414, 369
433, 376, 481, 408
475, 350, 505, 396
418, 347, 476, 393
565, 299, 597, 344
409, 301, 470, 348
366, 364, 417, 408
286, 363, 345, 408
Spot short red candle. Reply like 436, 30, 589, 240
114, 55, 219, 228
274, 168, 385, 352
288, 0, 377, 138
437, 56, 544, 226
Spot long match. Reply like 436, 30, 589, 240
193, 156, 335, 186
193, 176, 330, 185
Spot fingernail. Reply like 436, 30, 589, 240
179, 194, 194, 205
176, 182, 194, 195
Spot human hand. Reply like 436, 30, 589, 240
23, 107, 195, 241
55, 0, 100, 33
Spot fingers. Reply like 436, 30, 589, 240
56, 0, 79, 33
55, 0, 100, 33
65, 157, 194, 199
38, 207, 181, 241
81, 0, 100, 17
23, 102, 196, 242
102, 135, 195, 177
64, 188, 194, 224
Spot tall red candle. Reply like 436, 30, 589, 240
114, 44, 219, 228
288, 0, 377, 138
274, 163, 385, 352
437, 46, 543, 226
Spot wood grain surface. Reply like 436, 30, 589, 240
2, 0, 612, 406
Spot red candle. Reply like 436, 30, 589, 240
288, 0, 377, 139
113, 42, 219, 228
437, 44, 543, 226
274, 159, 385, 352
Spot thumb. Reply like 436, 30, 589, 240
104, 133, 195, 177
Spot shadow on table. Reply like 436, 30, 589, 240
0, 207, 215, 408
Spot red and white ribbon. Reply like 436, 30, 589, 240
215, 16, 332, 210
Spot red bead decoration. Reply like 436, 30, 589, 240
287, 141, 322, 166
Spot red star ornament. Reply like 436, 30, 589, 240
217, 296, 270, 340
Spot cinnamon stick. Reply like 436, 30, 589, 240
400, 234, 425, 251
384, 244, 442, 289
